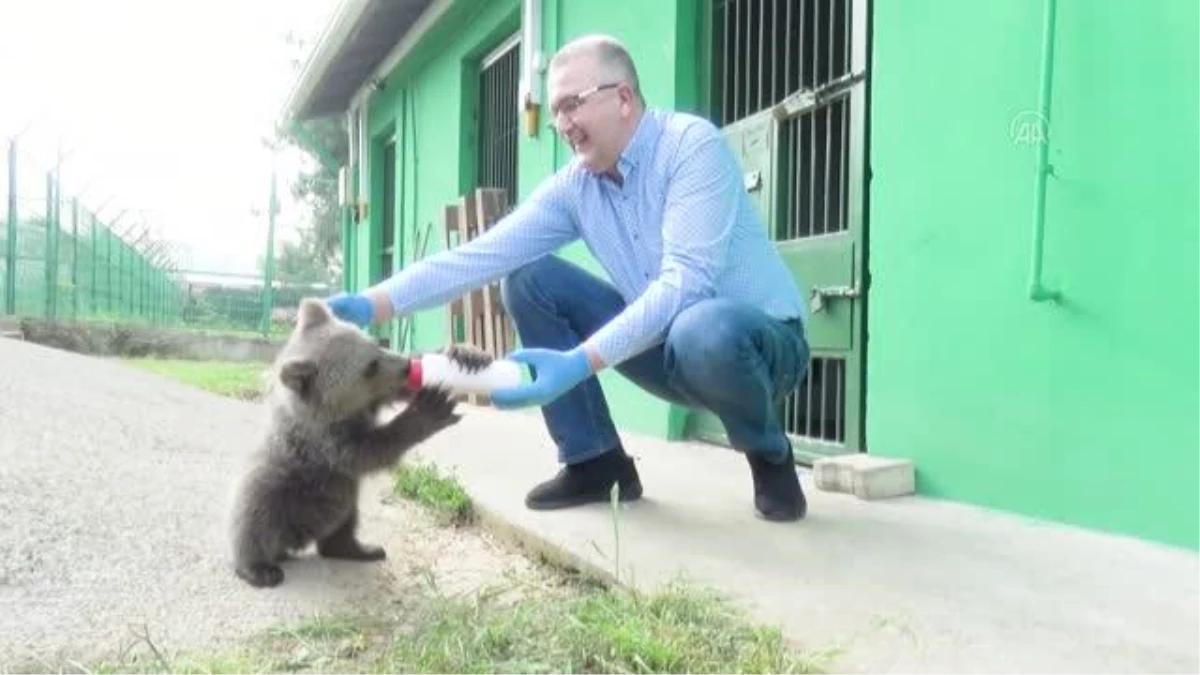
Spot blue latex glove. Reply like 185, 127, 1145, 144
325, 292, 374, 328
490, 347, 593, 410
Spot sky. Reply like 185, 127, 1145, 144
0, 0, 338, 275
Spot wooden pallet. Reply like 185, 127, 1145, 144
443, 187, 518, 404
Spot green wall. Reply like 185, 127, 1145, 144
867, 0, 1199, 548
352, 0, 703, 440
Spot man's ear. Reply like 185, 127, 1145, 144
279, 359, 318, 397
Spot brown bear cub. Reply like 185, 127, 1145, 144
228, 297, 491, 588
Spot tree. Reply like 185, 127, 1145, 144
259, 30, 348, 287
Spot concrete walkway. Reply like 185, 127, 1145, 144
0, 337, 542, 670
411, 403, 1200, 674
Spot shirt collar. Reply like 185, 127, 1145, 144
607, 109, 661, 184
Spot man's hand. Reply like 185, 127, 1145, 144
325, 292, 374, 328
490, 346, 595, 409
326, 289, 394, 329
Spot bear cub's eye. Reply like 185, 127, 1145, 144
364, 358, 380, 378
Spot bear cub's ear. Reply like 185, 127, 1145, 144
279, 359, 318, 397
296, 297, 333, 330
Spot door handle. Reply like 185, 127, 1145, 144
809, 284, 860, 314
743, 170, 762, 192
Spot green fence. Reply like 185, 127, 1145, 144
3, 136, 185, 326
2, 137, 329, 337
175, 270, 331, 338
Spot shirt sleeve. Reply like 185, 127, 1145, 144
377, 168, 579, 316
581, 120, 739, 367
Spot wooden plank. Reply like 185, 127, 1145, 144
456, 191, 491, 405
473, 188, 506, 361
443, 204, 464, 346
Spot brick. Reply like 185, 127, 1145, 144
813, 454, 915, 500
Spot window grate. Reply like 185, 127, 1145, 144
379, 139, 395, 284
477, 38, 520, 207
779, 96, 850, 240
707, 0, 865, 453
711, 0, 852, 128
779, 356, 845, 443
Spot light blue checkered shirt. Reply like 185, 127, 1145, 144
381, 107, 808, 367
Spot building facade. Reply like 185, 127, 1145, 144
281, 0, 1198, 549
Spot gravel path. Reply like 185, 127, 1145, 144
0, 336, 541, 670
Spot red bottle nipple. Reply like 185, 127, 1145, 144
406, 358, 423, 389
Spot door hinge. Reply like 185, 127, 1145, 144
809, 284, 861, 314
772, 71, 868, 122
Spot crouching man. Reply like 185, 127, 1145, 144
327, 34, 811, 522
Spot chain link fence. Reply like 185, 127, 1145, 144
2, 136, 328, 339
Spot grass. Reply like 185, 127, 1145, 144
101, 357, 827, 674
393, 462, 475, 526
90, 576, 824, 674
121, 357, 268, 400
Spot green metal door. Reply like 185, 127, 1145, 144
684, 0, 869, 463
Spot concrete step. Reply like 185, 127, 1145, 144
813, 453, 915, 500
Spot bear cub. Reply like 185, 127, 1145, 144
228, 297, 492, 588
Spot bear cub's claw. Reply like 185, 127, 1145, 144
409, 386, 461, 428
440, 343, 495, 373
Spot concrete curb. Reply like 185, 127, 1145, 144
468, 500, 625, 590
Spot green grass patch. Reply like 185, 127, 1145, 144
393, 462, 474, 526
88, 579, 824, 674
122, 358, 268, 400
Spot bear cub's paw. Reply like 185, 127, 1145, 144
318, 540, 387, 562
440, 343, 495, 373
409, 386, 462, 430
237, 563, 285, 588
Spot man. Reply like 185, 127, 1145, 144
327, 34, 811, 521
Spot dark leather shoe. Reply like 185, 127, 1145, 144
746, 445, 806, 521
526, 446, 643, 510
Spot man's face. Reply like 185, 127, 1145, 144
547, 55, 636, 174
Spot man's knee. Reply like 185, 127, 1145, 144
665, 300, 745, 376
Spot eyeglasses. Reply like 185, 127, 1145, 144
549, 82, 620, 118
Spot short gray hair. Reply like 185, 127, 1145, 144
549, 34, 644, 104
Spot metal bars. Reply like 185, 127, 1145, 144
779, 95, 850, 239
380, 139, 396, 283
712, 0, 852, 127
708, 0, 863, 448
477, 36, 521, 207
780, 357, 846, 443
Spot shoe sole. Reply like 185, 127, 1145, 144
755, 505, 807, 522
526, 483, 644, 511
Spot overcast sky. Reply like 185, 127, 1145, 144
0, 0, 337, 275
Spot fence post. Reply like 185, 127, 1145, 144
44, 170, 55, 319
90, 213, 97, 314
105, 230, 112, 315
71, 197, 78, 319
4, 138, 16, 315
260, 156, 278, 336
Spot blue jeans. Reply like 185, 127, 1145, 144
499, 255, 810, 465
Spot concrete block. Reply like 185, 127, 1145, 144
813, 454, 915, 500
